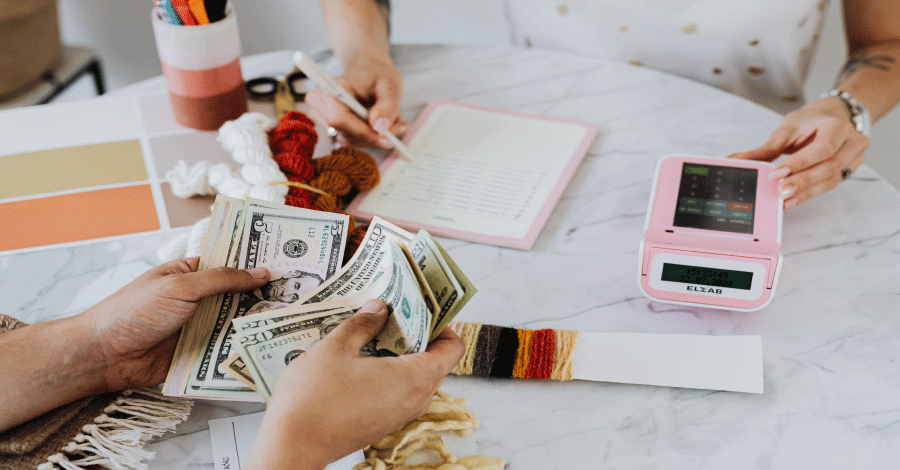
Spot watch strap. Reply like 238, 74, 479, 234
818, 89, 871, 137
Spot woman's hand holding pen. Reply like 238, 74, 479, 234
305, 56, 409, 149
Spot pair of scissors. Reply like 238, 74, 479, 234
245, 68, 308, 119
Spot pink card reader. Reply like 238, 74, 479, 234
638, 155, 783, 311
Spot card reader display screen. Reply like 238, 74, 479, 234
672, 163, 757, 234
661, 263, 754, 290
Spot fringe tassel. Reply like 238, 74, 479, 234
37, 388, 194, 470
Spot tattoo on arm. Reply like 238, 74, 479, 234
839, 53, 895, 80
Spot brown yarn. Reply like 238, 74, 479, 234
314, 147, 381, 191
311, 170, 353, 197
472, 325, 503, 377
312, 193, 338, 212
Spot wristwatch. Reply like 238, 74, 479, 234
819, 89, 871, 137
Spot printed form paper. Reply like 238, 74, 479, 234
209, 412, 365, 470
572, 333, 763, 393
350, 101, 597, 249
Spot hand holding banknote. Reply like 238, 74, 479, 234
164, 198, 476, 401
244, 299, 464, 470
0, 257, 272, 432
81, 257, 270, 392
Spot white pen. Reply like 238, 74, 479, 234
292, 51, 415, 162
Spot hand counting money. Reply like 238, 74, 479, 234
163, 195, 476, 401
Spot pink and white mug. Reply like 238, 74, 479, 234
151, 10, 247, 130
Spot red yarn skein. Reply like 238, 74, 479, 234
270, 111, 317, 179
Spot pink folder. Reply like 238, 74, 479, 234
346, 99, 599, 250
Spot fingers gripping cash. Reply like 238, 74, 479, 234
163, 195, 476, 401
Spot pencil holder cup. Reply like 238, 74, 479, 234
151, 10, 247, 130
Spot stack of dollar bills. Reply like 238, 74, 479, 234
162, 195, 475, 402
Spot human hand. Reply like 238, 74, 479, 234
729, 97, 868, 209
79, 257, 269, 392
305, 56, 409, 149
245, 299, 464, 470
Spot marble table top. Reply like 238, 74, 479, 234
5, 45, 900, 469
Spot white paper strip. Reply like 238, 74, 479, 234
571, 333, 763, 393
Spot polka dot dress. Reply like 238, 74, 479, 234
505, 0, 829, 114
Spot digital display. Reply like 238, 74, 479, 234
672, 163, 757, 234
661, 263, 754, 290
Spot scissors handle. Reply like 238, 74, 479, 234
245, 71, 308, 100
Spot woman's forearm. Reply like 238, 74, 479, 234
321, 0, 392, 69
834, 41, 900, 122
838, 0, 900, 122
0, 316, 106, 432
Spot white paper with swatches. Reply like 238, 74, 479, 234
347, 99, 599, 250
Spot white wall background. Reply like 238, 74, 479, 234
55, 0, 898, 190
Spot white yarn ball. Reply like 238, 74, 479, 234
242, 162, 287, 188
205, 163, 237, 187
246, 185, 286, 203
166, 160, 215, 198
208, 164, 251, 197
216, 112, 274, 164
237, 146, 274, 166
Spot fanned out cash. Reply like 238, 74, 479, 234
163, 196, 351, 400
221, 222, 477, 402
162, 196, 476, 402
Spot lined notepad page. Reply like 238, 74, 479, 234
354, 102, 593, 246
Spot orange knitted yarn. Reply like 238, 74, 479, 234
512, 329, 534, 379
267, 111, 382, 263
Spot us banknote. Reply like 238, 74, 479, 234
191, 206, 349, 392
166, 197, 349, 399
234, 243, 434, 400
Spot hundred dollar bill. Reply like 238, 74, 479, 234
187, 205, 349, 392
